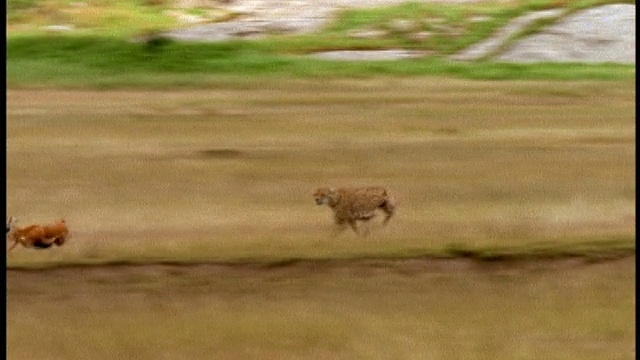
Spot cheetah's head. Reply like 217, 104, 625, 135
313, 186, 337, 206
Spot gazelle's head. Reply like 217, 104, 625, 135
6, 216, 16, 234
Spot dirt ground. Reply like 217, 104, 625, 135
7, 254, 634, 283
6, 256, 635, 360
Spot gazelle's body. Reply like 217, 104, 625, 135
6, 217, 69, 253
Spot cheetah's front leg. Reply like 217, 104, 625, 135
332, 220, 349, 238
348, 220, 359, 235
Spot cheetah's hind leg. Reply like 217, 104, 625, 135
381, 200, 396, 226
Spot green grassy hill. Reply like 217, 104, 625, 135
6, 0, 636, 87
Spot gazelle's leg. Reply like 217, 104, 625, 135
7, 241, 19, 253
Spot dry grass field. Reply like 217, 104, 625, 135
6, 77, 636, 359
6, 78, 635, 264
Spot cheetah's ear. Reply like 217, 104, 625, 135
329, 187, 336, 193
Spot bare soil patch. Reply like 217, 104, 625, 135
7, 254, 635, 278
7, 250, 634, 360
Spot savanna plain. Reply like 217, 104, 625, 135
6, 78, 636, 359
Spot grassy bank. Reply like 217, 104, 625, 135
7, 36, 635, 87
7, 0, 636, 87
5, 238, 636, 270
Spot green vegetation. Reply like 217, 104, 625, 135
7, 0, 179, 36
6, 36, 635, 87
6, 0, 636, 86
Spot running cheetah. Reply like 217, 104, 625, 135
313, 186, 397, 236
